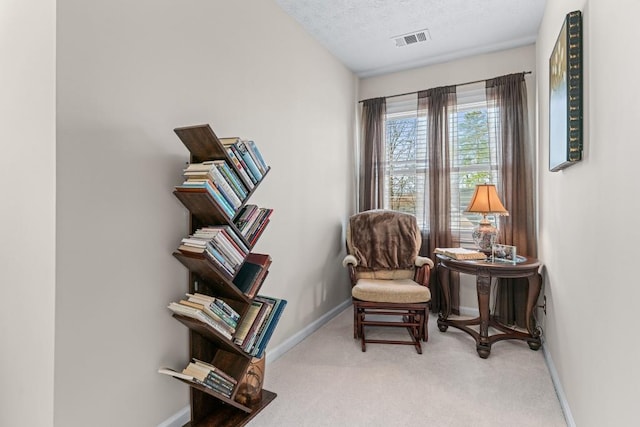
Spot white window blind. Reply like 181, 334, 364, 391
383, 83, 500, 243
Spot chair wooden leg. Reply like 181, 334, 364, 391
359, 312, 367, 352
353, 305, 358, 338
424, 307, 429, 342
352, 301, 429, 354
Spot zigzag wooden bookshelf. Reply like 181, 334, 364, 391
166, 124, 279, 426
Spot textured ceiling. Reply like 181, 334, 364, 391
275, 0, 546, 77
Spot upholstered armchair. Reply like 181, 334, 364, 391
342, 210, 433, 354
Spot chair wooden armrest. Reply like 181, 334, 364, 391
414, 262, 432, 288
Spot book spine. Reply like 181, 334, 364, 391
229, 145, 258, 184
192, 359, 238, 385
199, 225, 249, 256
235, 141, 263, 182
239, 207, 263, 236
215, 161, 247, 200
247, 210, 272, 245
235, 205, 258, 232
225, 147, 256, 188
253, 299, 287, 358
167, 303, 233, 340
195, 311, 233, 340
205, 371, 235, 392
214, 233, 245, 266
180, 236, 208, 247
207, 303, 238, 329
203, 245, 234, 277
246, 140, 268, 173
209, 235, 242, 269
202, 306, 236, 334
233, 302, 261, 345
246, 302, 274, 354
201, 180, 235, 219
242, 304, 271, 352
220, 227, 249, 257
199, 376, 232, 397
205, 242, 236, 274
213, 298, 241, 321
246, 269, 270, 299
244, 140, 266, 174
207, 166, 242, 209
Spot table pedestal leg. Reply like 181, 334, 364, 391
525, 274, 542, 350
476, 271, 492, 358
437, 262, 451, 332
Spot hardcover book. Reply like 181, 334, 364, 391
434, 247, 487, 260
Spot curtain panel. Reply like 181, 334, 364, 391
359, 98, 386, 211
486, 73, 537, 327
418, 86, 460, 314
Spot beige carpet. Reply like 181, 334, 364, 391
253, 307, 566, 426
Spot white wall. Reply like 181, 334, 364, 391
359, 45, 537, 310
0, 1, 56, 426
56, 1, 355, 425
537, 1, 640, 425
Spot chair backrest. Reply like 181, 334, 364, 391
346, 210, 421, 273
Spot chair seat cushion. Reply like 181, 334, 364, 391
352, 279, 431, 304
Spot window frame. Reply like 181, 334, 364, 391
382, 91, 500, 244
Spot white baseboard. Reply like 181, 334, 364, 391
157, 299, 352, 426
542, 341, 576, 427
457, 307, 574, 425
157, 405, 189, 427
265, 299, 352, 364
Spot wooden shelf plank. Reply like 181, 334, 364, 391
175, 124, 228, 163
173, 252, 249, 303
174, 377, 252, 414
174, 189, 233, 226
185, 389, 277, 427
172, 314, 249, 358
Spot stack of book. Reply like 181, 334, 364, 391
219, 137, 269, 188
178, 226, 249, 277
158, 358, 237, 398
167, 292, 241, 340
233, 295, 287, 358
234, 204, 274, 246
434, 247, 487, 260
175, 159, 249, 219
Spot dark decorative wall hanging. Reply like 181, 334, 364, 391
549, 10, 583, 172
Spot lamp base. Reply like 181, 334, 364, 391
472, 219, 498, 253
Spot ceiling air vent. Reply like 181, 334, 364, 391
393, 28, 431, 47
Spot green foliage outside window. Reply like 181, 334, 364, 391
458, 110, 492, 189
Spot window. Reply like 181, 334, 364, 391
383, 84, 499, 243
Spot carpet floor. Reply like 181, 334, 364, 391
252, 306, 566, 426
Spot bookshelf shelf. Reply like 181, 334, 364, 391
184, 390, 277, 427
172, 252, 249, 303
164, 124, 281, 426
173, 168, 270, 249
175, 378, 253, 414
172, 314, 250, 358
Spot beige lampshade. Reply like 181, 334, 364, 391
465, 184, 509, 216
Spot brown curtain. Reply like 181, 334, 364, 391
418, 86, 460, 313
486, 73, 536, 326
359, 98, 386, 211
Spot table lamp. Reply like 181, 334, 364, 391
465, 184, 509, 252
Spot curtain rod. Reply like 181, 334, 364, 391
358, 70, 532, 104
